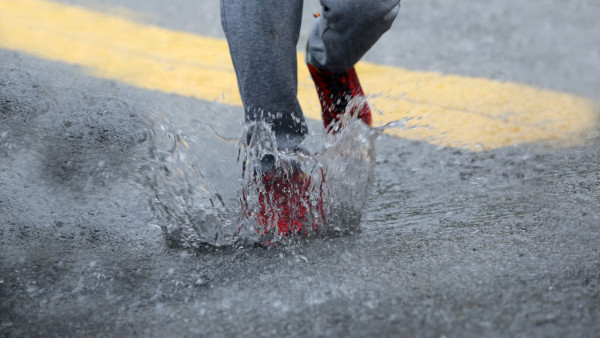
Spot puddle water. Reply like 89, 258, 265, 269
140, 103, 401, 249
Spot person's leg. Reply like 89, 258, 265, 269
307, 0, 401, 131
222, 0, 314, 237
221, 0, 306, 150
308, 0, 401, 73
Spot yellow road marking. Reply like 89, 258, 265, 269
0, 0, 597, 150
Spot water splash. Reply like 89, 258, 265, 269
140, 104, 403, 249
238, 121, 332, 242
139, 116, 243, 249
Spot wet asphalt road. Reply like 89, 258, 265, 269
2, 0, 600, 337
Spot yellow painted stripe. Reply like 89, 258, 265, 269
0, 0, 597, 150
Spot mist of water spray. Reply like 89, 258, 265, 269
140, 102, 398, 249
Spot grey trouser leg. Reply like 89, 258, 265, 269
220, 0, 400, 148
308, 0, 401, 73
221, 0, 306, 150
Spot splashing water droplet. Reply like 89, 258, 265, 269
140, 108, 385, 249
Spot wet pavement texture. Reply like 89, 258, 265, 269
2, 49, 599, 337
2, 0, 600, 337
